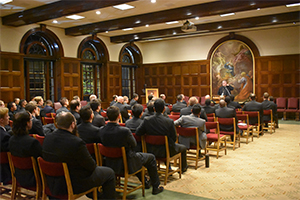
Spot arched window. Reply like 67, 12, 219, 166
20, 26, 63, 101
78, 36, 109, 101
119, 43, 142, 98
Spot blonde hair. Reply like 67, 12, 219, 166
0, 107, 9, 119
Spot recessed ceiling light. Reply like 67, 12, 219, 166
195, 17, 199, 20
134, 35, 139, 39
145, 24, 149, 27
250, 3, 256, 6
105, 31, 108, 33
135, 20, 141, 24
113, 4, 134, 10
0, 0, 12, 4
187, 12, 192, 16
151, 0, 156, 3
218, 26, 222, 29
123, 28, 133, 31
52, 20, 58, 24
286, 3, 300, 7
173, 32, 177, 35
96, 11, 101, 15
220, 13, 235, 17
272, 19, 278, 23
166, 21, 179, 25
257, 8, 260, 10
66, 15, 85, 20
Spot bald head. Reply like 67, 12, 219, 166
263, 92, 269, 99
205, 95, 211, 100
249, 93, 256, 101
188, 97, 198, 106
117, 96, 124, 104
219, 100, 226, 108
55, 112, 75, 130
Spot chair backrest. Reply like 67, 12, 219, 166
243, 111, 260, 125
236, 114, 249, 125
205, 121, 220, 135
168, 115, 180, 121
276, 97, 286, 109
206, 113, 215, 117
119, 123, 126, 127
143, 135, 169, 159
53, 102, 62, 111
51, 113, 56, 118
207, 116, 215, 122
44, 117, 54, 124
100, 112, 107, 118
0, 151, 9, 164
132, 133, 141, 142
34, 134, 45, 146
46, 113, 52, 117
217, 117, 236, 133
236, 110, 243, 114
80, 100, 88, 107
287, 97, 298, 109
170, 112, 180, 115
176, 127, 198, 137
86, 143, 97, 155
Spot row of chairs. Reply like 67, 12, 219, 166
276, 97, 300, 120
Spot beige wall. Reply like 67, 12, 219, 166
1, 18, 299, 63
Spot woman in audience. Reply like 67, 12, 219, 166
8, 111, 42, 187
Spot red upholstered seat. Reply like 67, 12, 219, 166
168, 115, 180, 121
217, 117, 239, 150
237, 113, 253, 144
207, 117, 215, 122
205, 122, 227, 159
286, 98, 299, 120
132, 133, 141, 142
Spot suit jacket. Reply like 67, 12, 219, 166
71, 110, 82, 125
141, 109, 154, 120
171, 102, 186, 112
174, 114, 207, 149
228, 101, 242, 109
125, 117, 143, 133
180, 106, 208, 121
203, 105, 215, 114
215, 107, 238, 132
136, 113, 177, 158
78, 122, 102, 144
56, 106, 70, 115
0, 127, 10, 152
261, 100, 277, 122
40, 105, 55, 117
28, 116, 45, 136
217, 85, 234, 96
242, 100, 263, 125
43, 129, 97, 195
92, 111, 105, 128
0, 127, 11, 184
99, 123, 142, 174
129, 99, 138, 107
113, 102, 129, 122
110, 100, 117, 106
9, 134, 42, 187
8, 111, 15, 121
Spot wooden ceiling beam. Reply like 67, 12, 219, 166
2, 0, 137, 26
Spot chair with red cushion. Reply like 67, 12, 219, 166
0, 152, 11, 194
168, 115, 180, 121
100, 112, 107, 119
97, 144, 145, 200
237, 114, 253, 144
170, 111, 180, 116
33, 134, 45, 146
142, 135, 181, 185
37, 157, 97, 200
176, 127, 205, 169
86, 143, 98, 164
276, 97, 287, 120
217, 117, 240, 150
7, 152, 41, 199
45, 113, 52, 118
207, 116, 215, 122
243, 111, 262, 138
44, 117, 54, 125
80, 100, 88, 107
262, 110, 275, 134
119, 123, 126, 127
286, 97, 298, 120
236, 110, 243, 114
167, 105, 173, 112
205, 122, 227, 159
206, 113, 215, 117
53, 102, 62, 111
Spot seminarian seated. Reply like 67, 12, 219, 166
99, 106, 164, 195
203, 99, 216, 115
136, 98, 188, 172
180, 96, 207, 121
172, 94, 187, 112
242, 93, 263, 126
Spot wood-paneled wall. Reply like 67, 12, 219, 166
0, 52, 25, 103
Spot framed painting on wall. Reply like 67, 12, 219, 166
210, 40, 255, 102
145, 88, 159, 103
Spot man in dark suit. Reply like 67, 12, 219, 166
261, 92, 277, 127
228, 95, 242, 109
225, 96, 235, 109
217, 80, 234, 96
203, 99, 216, 114
110, 95, 118, 106
136, 98, 188, 172
242, 93, 263, 126
112, 96, 129, 122
9, 111, 42, 188
100, 106, 164, 195
90, 99, 105, 128
70, 100, 82, 125
180, 96, 207, 121
25, 103, 45, 136
56, 97, 70, 115
40, 100, 55, 117
78, 106, 102, 144
126, 104, 143, 133
141, 101, 155, 120
7, 102, 17, 121
43, 112, 116, 199
172, 94, 187, 112
0, 107, 12, 185
130, 93, 139, 107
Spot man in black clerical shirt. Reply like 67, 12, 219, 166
217, 80, 234, 96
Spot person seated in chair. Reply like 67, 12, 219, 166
136, 98, 188, 173
99, 106, 164, 195
56, 97, 70, 115
172, 94, 187, 112
25, 103, 45, 136
43, 112, 116, 199
112, 96, 129, 122
70, 99, 82, 125
261, 92, 277, 128
242, 93, 263, 131
174, 104, 206, 157
180, 97, 207, 121
90, 99, 105, 128
203, 99, 216, 115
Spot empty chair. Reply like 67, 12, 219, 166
205, 122, 227, 159
285, 98, 298, 120
97, 144, 145, 200
276, 97, 286, 120
237, 114, 253, 144
142, 135, 181, 185
37, 157, 97, 200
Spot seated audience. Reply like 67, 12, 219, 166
0, 100, 4, 107
99, 106, 164, 195
43, 112, 116, 199
112, 96, 129, 122
34, 96, 44, 109
203, 99, 216, 114
130, 93, 139, 107
205, 95, 216, 105
141, 101, 155, 120
56, 97, 70, 115
110, 94, 118, 106
25, 103, 45, 136
70, 99, 82, 125
89, 94, 97, 102
160, 94, 170, 106
90, 99, 105, 128
261, 92, 277, 128
14, 98, 20, 112
9, 111, 42, 187
228, 95, 242, 109
18, 99, 27, 112
136, 98, 188, 172
73, 95, 80, 102
174, 104, 207, 156
123, 96, 131, 109
40, 100, 55, 117
78, 106, 101, 144
242, 93, 263, 126
0, 107, 12, 185
172, 94, 187, 112
126, 104, 144, 133
146, 94, 154, 106
180, 97, 207, 121
225, 96, 235, 109
7, 102, 17, 121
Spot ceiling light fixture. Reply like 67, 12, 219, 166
220, 13, 235, 17
257, 8, 260, 10
123, 28, 133, 31
113, 4, 134, 10
52, 20, 58, 24
151, 0, 156, 3
135, 20, 141, 24
195, 17, 199, 20
286, 3, 300, 7
66, 15, 85, 20
0, 0, 12, 4
145, 24, 149, 27
105, 31, 108, 33
166, 21, 179, 24
96, 11, 101, 15
217, 25, 222, 29
173, 32, 177, 35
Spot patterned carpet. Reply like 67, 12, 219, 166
1, 120, 299, 200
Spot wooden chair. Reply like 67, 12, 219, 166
97, 144, 145, 200
44, 117, 54, 124
170, 111, 180, 115
176, 127, 205, 169
205, 122, 227, 159
207, 116, 215, 122
0, 152, 11, 194
53, 102, 62, 111
86, 143, 98, 163
276, 97, 286, 120
37, 157, 97, 200
7, 152, 41, 199
237, 114, 253, 144
168, 115, 180, 121
142, 135, 181, 185
206, 113, 215, 117
33, 134, 45, 146
217, 117, 239, 150
285, 97, 298, 120
132, 133, 142, 152
262, 110, 275, 134
243, 111, 262, 138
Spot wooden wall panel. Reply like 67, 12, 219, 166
0, 52, 24, 103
